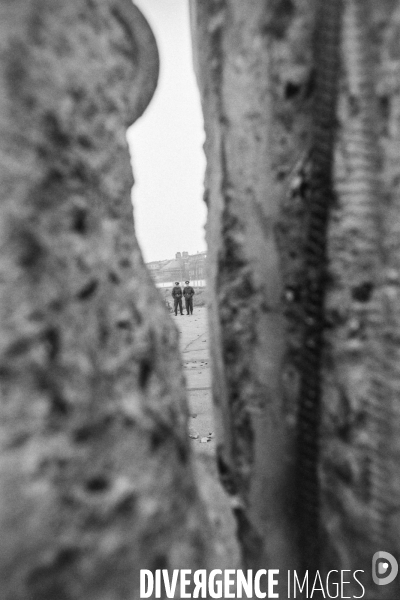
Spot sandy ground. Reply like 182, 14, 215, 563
171, 307, 242, 569
174, 306, 214, 457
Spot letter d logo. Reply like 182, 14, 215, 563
372, 551, 398, 586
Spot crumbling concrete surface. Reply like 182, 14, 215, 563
321, 1, 400, 597
190, 0, 319, 583
192, 0, 400, 597
0, 1, 212, 598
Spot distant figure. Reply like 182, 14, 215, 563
172, 282, 184, 316
183, 280, 195, 315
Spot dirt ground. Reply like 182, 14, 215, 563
172, 306, 241, 568
175, 307, 213, 451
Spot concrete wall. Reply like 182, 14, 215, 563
190, 0, 312, 584
192, 0, 400, 597
0, 2, 213, 598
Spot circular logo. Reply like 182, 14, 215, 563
372, 552, 398, 586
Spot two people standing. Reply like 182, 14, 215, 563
172, 280, 195, 316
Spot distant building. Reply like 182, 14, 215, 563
146, 251, 207, 288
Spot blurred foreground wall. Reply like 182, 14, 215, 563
191, 0, 400, 597
0, 1, 213, 598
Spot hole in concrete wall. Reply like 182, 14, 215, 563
379, 95, 390, 121
77, 278, 99, 300
150, 428, 166, 451
73, 425, 93, 443
71, 207, 88, 234
351, 282, 373, 303
43, 327, 60, 361
77, 134, 93, 149
119, 258, 131, 269
139, 358, 152, 388
51, 393, 69, 416
6, 337, 33, 357
285, 81, 301, 99
86, 475, 110, 493
379, 95, 390, 136
43, 111, 70, 148
115, 493, 137, 515
109, 271, 120, 284
151, 555, 168, 572
123, 415, 136, 428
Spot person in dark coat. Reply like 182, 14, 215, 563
171, 282, 184, 316
183, 280, 195, 315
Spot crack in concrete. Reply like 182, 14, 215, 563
181, 331, 208, 353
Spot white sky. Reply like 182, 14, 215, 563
127, 0, 207, 264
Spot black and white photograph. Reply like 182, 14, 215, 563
1, 0, 400, 598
